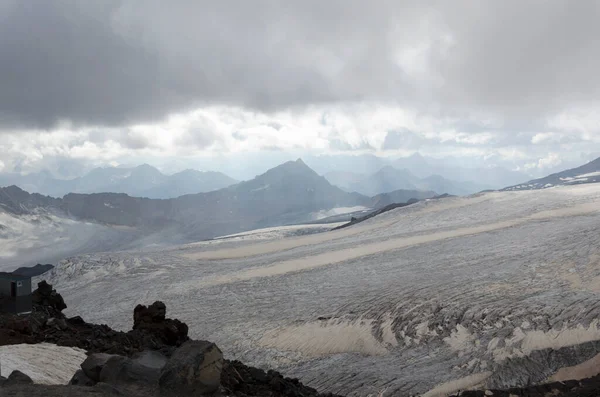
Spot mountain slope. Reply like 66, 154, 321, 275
0, 185, 61, 215
1, 159, 370, 245
392, 154, 528, 188
347, 166, 487, 196
141, 169, 238, 199
416, 174, 487, 196
0, 165, 238, 199
369, 188, 437, 208
503, 156, 600, 191
348, 166, 418, 196
322, 171, 365, 191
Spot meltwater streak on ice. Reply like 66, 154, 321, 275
179, 202, 599, 289
182, 194, 496, 261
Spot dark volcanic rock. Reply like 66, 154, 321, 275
69, 370, 96, 387
1, 282, 188, 357
134, 301, 166, 325
159, 340, 223, 396
4, 370, 33, 386
98, 355, 161, 387
0, 282, 341, 397
221, 360, 343, 397
133, 301, 188, 346
82, 354, 120, 382
31, 280, 67, 313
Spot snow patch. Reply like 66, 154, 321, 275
311, 206, 369, 220
575, 171, 600, 178
0, 343, 87, 384
251, 184, 270, 192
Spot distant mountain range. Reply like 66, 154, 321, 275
325, 165, 487, 196
1, 159, 438, 245
0, 159, 442, 268
307, 153, 530, 190
0, 164, 238, 199
503, 156, 600, 191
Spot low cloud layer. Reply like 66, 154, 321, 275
1, 1, 600, 177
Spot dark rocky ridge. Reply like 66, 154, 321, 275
11, 263, 54, 278
0, 280, 341, 396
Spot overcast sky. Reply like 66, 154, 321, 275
1, 0, 600, 177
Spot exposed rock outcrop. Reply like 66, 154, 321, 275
0, 280, 341, 397
1, 282, 189, 357
31, 280, 66, 314
158, 340, 223, 396
3, 370, 33, 387
133, 301, 189, 346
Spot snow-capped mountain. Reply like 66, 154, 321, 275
504, 156, 600, 191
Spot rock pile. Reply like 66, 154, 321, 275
31, 280, 66, 314
133, 301, 189, 346
0, 280, 341, 397
1, 281, 189, 356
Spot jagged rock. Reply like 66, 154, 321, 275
133, 302, 166, 326
132, 302, 188, 346
82, 353, 120, 382
69, 369, 96, 386
4, 370, 33, 386
98, 355, 161, 387
158, 340, 223, 396
31, 281, 66, 313
1, 288, 338, 397
68, 316, 86, 325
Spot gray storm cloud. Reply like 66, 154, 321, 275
0, 0, 599, 129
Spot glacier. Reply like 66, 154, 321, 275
33, 184, 600, 396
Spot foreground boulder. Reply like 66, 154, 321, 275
99, 355, 161, 387
81, 353, 119, 382
3, 370, 33, 387
68, 370, 95, 386
159, 340, 223, 396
